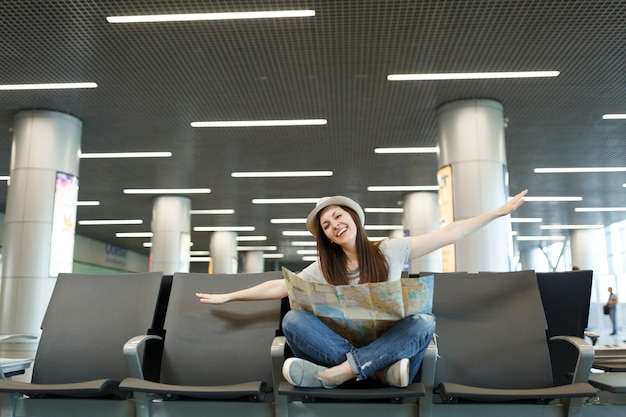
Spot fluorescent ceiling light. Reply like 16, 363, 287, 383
190, 257, 212, 262
368, 236, 389, 242
193, 226, 255, 232
192, 119, 327, 128
77, 201, 101, 206
291, 241, 317, 246
79, 219, 143, 226
523, 196, 583, 202
232, 171, 332, 178
253, 198, 319, 204
236, 236, 267, 241
510, 218, 543, 223
575, 207, 626, 212
107, 10, 315, 23
602, 114, 626, 120
534, 167, 626, 173
516, 236, 567, 241
0, 176, 10, 181
302, 256, 318, 262
374, 147, 438, 154
271, 218, 307, 224
237, 246, 277, 251
190, 209, 235, 215
80, 152, 172, 159
364, 208, 404, 213
116, 232, 153, 238
540, 225, 603, 230
364, 225, 404, 231
297, 249, 318, 255
368, 185, 439, 192
123, 188, 211, 194
143, 242, 152, 248
264, 254, 285, 259
387, 71, 560, 81
0, 82, 98, 90
190, 251, 210, 256
282, 231, 312, 236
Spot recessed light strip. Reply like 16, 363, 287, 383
516, 236, 567, 241
540, 225, 603, 230
193, 226, 255, 232
534, 167, 626, 173
79, 219, 143, 226
523, 196, 583, 202
364, 208, 404, 213
232, 171, 332, 178
107, 10, 315, 24
387, 71, 560, 81
123, 188, 211, 194
602, 114, 626, 120
374, 147, 438, 154
0, 82, 98, 90
575, 207, 626, 212
368, 185, 439, 192
253, 198, 319, 204
80, 152, 172, 159
192, 119, 327, 128
190, 209, 235, 215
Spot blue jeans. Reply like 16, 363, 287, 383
282, 309, 435, 382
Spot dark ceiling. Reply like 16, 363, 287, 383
1, 1, 625, 269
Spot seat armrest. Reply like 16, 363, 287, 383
123, 335, 163, 379
0, 334, 38, 344
271, 336, 287, 392
550, 335, 594, 383
419, 339, 438, 405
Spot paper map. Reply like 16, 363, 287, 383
283, 267, 434, 347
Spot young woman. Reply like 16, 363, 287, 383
196, 189, 528, 388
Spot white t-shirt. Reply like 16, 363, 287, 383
299, 237, 412, 284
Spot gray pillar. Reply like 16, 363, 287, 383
1, 110, 82, 344
437, 99, 511, 272
403, 192, 442, 273
210, 231, 238, 274
243, 250, 264, 273
519, 245, 549, 271
150, 196, 191, 274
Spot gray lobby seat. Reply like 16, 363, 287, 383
271, 282, 433, 417
0, 272, 164, 417
421, 270, 596, 417
119, 271, 283, 417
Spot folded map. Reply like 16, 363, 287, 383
282, 267, 434, 347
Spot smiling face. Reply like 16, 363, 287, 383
318, 205, 358, 246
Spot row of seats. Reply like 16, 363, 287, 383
0, 269, 620, 417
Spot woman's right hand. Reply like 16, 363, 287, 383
195, 292, 230, 304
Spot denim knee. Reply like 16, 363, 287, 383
281, 309, 301, 338
409, 313, 436, 340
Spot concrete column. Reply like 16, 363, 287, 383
519, 245, 549, 272
243, 250, 264, 273
210, 231, 238, 274
403, 192, 442, 274
437, 99, 512, 272
1, 110, 82, 345
150, 196, 191, 274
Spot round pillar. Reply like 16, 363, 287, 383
437, 99, 511, 272
150, 196, 191, 274
210, 231, 238, 274
403, 192, 442, 273
243, 250, 264, 273
519, 245, 549, 272
1, 110, 82, 344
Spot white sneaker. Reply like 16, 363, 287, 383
380, 358, 410, 387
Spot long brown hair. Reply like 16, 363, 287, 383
315, 206, 389, 285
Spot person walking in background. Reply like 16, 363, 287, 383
607, 287, 618, 335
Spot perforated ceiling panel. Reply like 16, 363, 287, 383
0, 1, 624, 266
